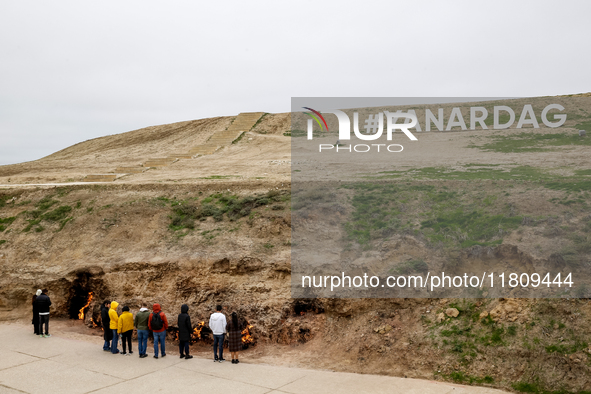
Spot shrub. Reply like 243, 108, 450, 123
36, 196, 58, 211
42, 205, 72, 222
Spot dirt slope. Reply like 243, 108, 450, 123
1, 96, 591, 393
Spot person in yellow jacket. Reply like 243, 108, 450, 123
109, 301, 120, 354
117, 305, 134, 355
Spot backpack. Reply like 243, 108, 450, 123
151, 311, 163, 331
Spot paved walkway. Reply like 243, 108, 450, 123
0, 324, 508, 394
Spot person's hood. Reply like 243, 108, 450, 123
153, 303, 161, 313
139, 307, 148, 312
36, 289, 42, 296
110, 301, 119, 310
181, 304, 189, 314
210, 312, 224, 320
122, 310, 132, 315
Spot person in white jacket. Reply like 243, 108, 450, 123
209, 305, 227, 362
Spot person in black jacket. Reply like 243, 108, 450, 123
177, 304, 193, 359
100, 300, 113, 351
32, 289, 41, 335
35, 289, 51, 337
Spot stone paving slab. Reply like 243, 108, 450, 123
175, 358, 309, 390
0, 359, 119, 394
0, 324, 510, 394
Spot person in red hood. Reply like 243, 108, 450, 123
148, 303, 168, 358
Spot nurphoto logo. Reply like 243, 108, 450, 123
304, 103, 568, 153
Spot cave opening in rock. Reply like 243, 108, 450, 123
293, 299, 325, 316
67, 270, 105, 324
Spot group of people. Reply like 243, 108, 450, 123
31, 289, 246, 364
100, 300, 170, 358
100, 301, 245, 363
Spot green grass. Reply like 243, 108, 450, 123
168, 191, 286, 231
472, 132, 591, 153
445, 371, 494, 385
250, 113, 268, 131
23, 219, 41, 232
42, 205, 72, 222
58, 217, 73, 231
545, 339, 588, 354
197, 175, 239, 180
341, 182, 522, 248
512, 381, 591, 394
545, 181, 591, 192
36, 196, 58, 211
0, 240, 6, 246
575, 120, 591, 131
0, 216, 16, 232
392, 259, 428, 274
0, 195, 16, 209
232, 132, 246, 144
421, 210, 521, 248
287, 129, 326, 138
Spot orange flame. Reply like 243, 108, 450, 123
78, 292, 93, 320
192, 321, 206, 341
241, 324, 254, 344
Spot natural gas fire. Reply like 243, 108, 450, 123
241, 323, 254, 345
78, 292, 93, 320
172, 322, 207, 343
192, 322, 205, 341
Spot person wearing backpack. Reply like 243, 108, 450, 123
148, 303, 168, 359
134, 303, 150, 358
177, 304, 193, 359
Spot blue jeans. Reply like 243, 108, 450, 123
137, 329, 148, 355
153, 331, 166, 357
213, 334, 225, 360
103, 339, 111, 351
111, 330, 119, 353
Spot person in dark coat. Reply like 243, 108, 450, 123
35, 289, 51, 337
226, 311, 243, 364
32, 289, 41, 335
100, 300, 113, 351
177, 304, 193, 359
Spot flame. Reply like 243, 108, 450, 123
241, 324, 254, 344
192, 321, 206, 341
78, 292, 93, 320
90, 317, 98, 328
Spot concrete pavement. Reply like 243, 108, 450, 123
0, 323, 509, 394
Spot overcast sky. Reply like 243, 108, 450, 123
1, 0, 590, 165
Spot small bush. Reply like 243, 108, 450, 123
36, 196, 58, 211
42, 205, 72, 222
0, 216, 16, 232
23, 219, 41, 232
512, 381, 539, 393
